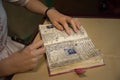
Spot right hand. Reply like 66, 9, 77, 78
4, 40, 45, 74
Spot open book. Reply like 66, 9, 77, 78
39, 24, 104, 76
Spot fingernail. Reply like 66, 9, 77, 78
68, 31, 71, 35
75, 29, 78, 33
59, 27, 64, 31
61, 28, 64, 31
78, 25, 81, 30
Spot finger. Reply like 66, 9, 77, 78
33, 47, 46, 55
30, 40, 44, 50
61, 20, 71, 35
74, 18, 81, 30
68, 18, 78, 33
53, 21, 64, 31
32, 55, 43, 62
63, 23, 71, 35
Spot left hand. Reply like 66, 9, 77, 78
47, 8, 81, 35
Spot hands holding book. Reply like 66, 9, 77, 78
0, 0, 83, 77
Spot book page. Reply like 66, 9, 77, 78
39, 24, 88, 46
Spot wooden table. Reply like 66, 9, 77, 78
12, 18, 120, 80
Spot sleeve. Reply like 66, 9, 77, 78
7, 0, 29, 6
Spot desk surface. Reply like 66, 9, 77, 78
12, 18, 120, 80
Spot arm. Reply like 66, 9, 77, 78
24, 0, 47, 16
7, 0, 80, 34
0, 58, 16, 76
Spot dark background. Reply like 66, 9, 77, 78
53, 0, 120, 18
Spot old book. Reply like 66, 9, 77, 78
39, 24, 104, 76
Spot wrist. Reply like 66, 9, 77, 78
44, 7, 55, 18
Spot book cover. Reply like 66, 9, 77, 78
39, 24, 104, 76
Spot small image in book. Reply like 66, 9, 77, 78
39, 24, 104, 76
64, 48, 76, 55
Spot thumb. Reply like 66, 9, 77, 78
29, 40, 44, 50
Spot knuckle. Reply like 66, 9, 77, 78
26, 46, 33, 51
62, 17, 66, 20
52, 22, 58, 26
70, 18, 74, 22
52, 21, 57, 24
60, 17, 66, 21
30, 51, 36, 57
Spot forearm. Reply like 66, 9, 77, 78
0, 58, 16, 77
25, 0, 48, 16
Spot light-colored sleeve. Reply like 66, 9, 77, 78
7, 0, 29, 6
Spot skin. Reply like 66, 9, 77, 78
0, 40, 45, 76
0, 0, 81, 77
47, 9, 81, 35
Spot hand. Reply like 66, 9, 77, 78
47, 9, 81, 35
13, 40, 45, 72
1, 40, 45, 75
